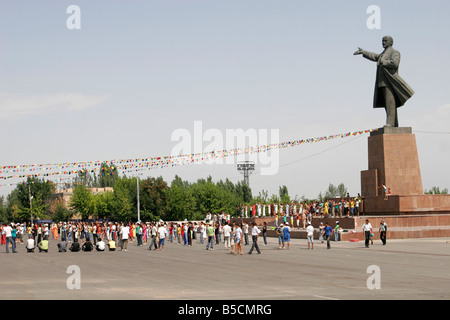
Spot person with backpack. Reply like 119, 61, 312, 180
276, 223, 284, 249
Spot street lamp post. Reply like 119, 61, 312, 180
137, 176, 140, 222
28, 184, 33, 225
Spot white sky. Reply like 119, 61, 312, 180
1, 0, 449, 199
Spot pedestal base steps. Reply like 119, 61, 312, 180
233, 215, 450, 241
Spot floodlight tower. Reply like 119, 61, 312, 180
237, 161, 255, 187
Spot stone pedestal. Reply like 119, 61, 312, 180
361, 127, 450, 215
361, 127, 423, 197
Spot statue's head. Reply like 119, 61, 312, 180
382, 36, 394, 48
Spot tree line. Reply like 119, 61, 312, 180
1, 162, 445, 222
0, 163, 254, 222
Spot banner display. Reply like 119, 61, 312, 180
0, 128, 377, 187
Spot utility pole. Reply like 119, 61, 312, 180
28, 184, 33, 225
137, 176, 140, 222
237, 161, 255, 187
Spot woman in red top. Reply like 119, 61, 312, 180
1, 225, 5, 245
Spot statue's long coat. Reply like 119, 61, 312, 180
362, 47, 414, 109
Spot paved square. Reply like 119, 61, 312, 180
1, 236, 450, 300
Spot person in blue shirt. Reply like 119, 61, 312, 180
11, 225, 18, 253
322, 222, 334, 249
282, 224, 291, 250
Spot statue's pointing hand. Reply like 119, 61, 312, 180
353, 47, 363, 55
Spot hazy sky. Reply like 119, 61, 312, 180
1, 0, 449, 200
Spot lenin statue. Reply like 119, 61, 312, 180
354, 36, 414, 127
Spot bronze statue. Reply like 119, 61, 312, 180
354, 36, 414, 127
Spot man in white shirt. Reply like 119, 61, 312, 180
243, 222, 249, 246
222, 222, 232, 249
157, 223, 166, 251
248, 222, 261, 254
379, 220, 388, 245
2, 223, 17, 253
120, 223, 129, 251
148, 223, 158, 250
26, 237, 36, 253
234, 223, 243, 255
362, 219, 373, 248
306, 222, 315, 249
96, 238, 106, 251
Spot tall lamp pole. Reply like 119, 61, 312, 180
28, 184, 33, 225
137, 176, 140, 222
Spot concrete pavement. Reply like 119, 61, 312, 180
1, 236, 450, 300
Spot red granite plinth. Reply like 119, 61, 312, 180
362, 128, 423, 197
360, 128, 450, 215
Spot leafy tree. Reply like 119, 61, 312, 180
268, 193, 280, 204
0, 196, 7, 223
98, 163, 119, 188
112, 177, 135, 221
13, 177, 56, 221
139, 176, 169, 221
48, 198, 73, 222
337, 183, 348, 198
279, 185, 290, 203
69, 184, 94, 219
235, 181, 252, 203
167, 179, 196, 221
254, 189, 269, 204
91, 191, 115, 220
324, 183, 339, 199
424, 186, 448, 194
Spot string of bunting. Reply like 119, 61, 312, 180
0, 128, 377, 187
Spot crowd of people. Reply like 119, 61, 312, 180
1, 213, 387, 254
238, 195, 364, 220
1, 194, 386, 254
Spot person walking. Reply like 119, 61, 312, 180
223, 221, 231, 250
120, 223, 129, 252
248, 222, 261, 254
334, 221, 341, 242
234, 223, 243, 255
243, 222, 249, 246
206, 222, 215, 250
282, 223, 291, 250
379, 219, 388, 245
262, 222, 267, 246
306, 222, 314, 249
2, 223, 17, 253
157, 223, 166, 251
322, 222, 333, 249
363, 219, 373, 248
148, 223, 158, 250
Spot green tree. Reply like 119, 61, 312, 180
0, 196, 7, 223
324, 183, 339, 199
113, 177, 135, 221
98, 163, 119, 188
70, 184, 94, 219
139, 176, 169, 221
48, 198, 73, 222
235, 181, 252, 203
279, 185, 290, 203
14, 177, 56, 221
337, 183, 348, 198
92, 191, 115, 220
424, 186, 448, 194
167, 177, 196, 221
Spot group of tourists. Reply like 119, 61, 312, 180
239, 195, 364, 221
1, 208, 388, 254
